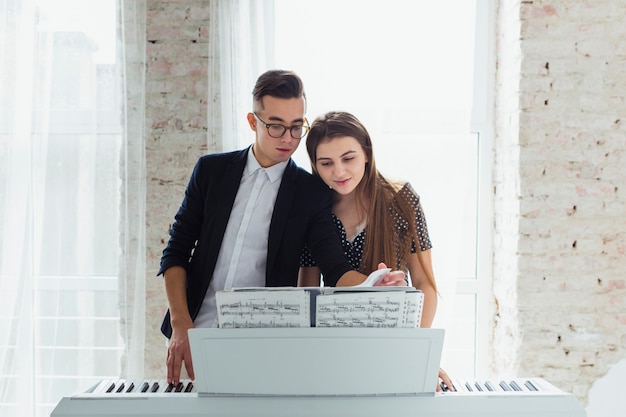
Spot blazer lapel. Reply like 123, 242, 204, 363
266, 159, 297, 282
208, 149, 247, 257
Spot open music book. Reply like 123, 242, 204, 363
216, 284, 423, 328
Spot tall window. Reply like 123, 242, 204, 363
272, 0, 493, 377
0, 1, 129, 416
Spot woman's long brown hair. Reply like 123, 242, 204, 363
306, 111, 436, 290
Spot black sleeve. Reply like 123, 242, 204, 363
304, 177, 353, 286
157, 157, 208, 276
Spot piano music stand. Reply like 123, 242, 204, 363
188, 327, 445, 397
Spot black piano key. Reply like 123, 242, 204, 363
465, 382, 473, 392
510, 381, 522, 391
474, 382, 484, 391
116, 383, 125, 393
524, 380, 539, 391
151, 382, 159, 393
140, 382, 149, 393
175, 382, 184, 393
499, 381, 511, 391
106, 383, 116, 393
165, 383, 174, 393
484, 381, 495, 391
184, 382, 194, 393
126, 382, 135, 393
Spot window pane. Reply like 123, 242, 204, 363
372, 132, 479, 280
442, 293, 477, 377
273, 0, 483, 377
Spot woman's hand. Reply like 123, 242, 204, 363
373, 262, 407, 286
437, 368, 455, 392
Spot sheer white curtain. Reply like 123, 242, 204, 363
119, 0, 147, 380
207, 0, 275, 152
0, 1, 146, 416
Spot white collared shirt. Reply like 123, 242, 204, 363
193, 148, 287, 328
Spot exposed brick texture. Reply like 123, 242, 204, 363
144, 0, 211, 379
493, 0, 626, 404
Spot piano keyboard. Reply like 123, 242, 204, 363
84, 378, 196, 396
442, 377, 563, 394
51, 377, 586, 417
82, 377, 559, 397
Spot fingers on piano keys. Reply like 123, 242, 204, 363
91, 379, 195, 395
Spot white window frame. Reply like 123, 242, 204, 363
468, 0, 495, 377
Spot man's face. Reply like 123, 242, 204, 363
247, 95, 306, 168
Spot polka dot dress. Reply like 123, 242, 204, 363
300, 183, 432, 271
397, 182, 432, 252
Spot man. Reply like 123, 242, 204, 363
159, 70, 404, 385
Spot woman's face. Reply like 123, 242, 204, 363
314, 135, 368, 196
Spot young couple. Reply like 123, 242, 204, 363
159, 69, 451, 390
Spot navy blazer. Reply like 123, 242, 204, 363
159, 147, 353, 337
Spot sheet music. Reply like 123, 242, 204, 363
402, 291, 424, 327
216, 290, 310, 328
352, 267, 391, 287
216, 287, 422, 328
316, 291, 422, 328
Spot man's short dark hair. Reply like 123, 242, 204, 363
252, 70, 306, 110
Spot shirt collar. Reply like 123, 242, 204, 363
244, 147, 288, 184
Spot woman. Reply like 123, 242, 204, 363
299, 111, 437, 328
299, 111, 454, 391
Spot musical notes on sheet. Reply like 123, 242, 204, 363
315, 291, 423, 328
220, 319, 305, 329
220, 300, 303, 317
216, 290, 311, 328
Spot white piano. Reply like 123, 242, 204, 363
51, 376, 586, 417
51, 328, 586, 417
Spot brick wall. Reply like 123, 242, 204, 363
140, 0, 626, 405
492, 0, 523, 378
494, 0, 626, 404
144, 0, 211, 378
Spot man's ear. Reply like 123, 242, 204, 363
247, 112, 256, 131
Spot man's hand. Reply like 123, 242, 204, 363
166, 319, 195, 385
373, 262, 407, 286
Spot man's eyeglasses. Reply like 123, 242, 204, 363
253, 113, 310, 139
